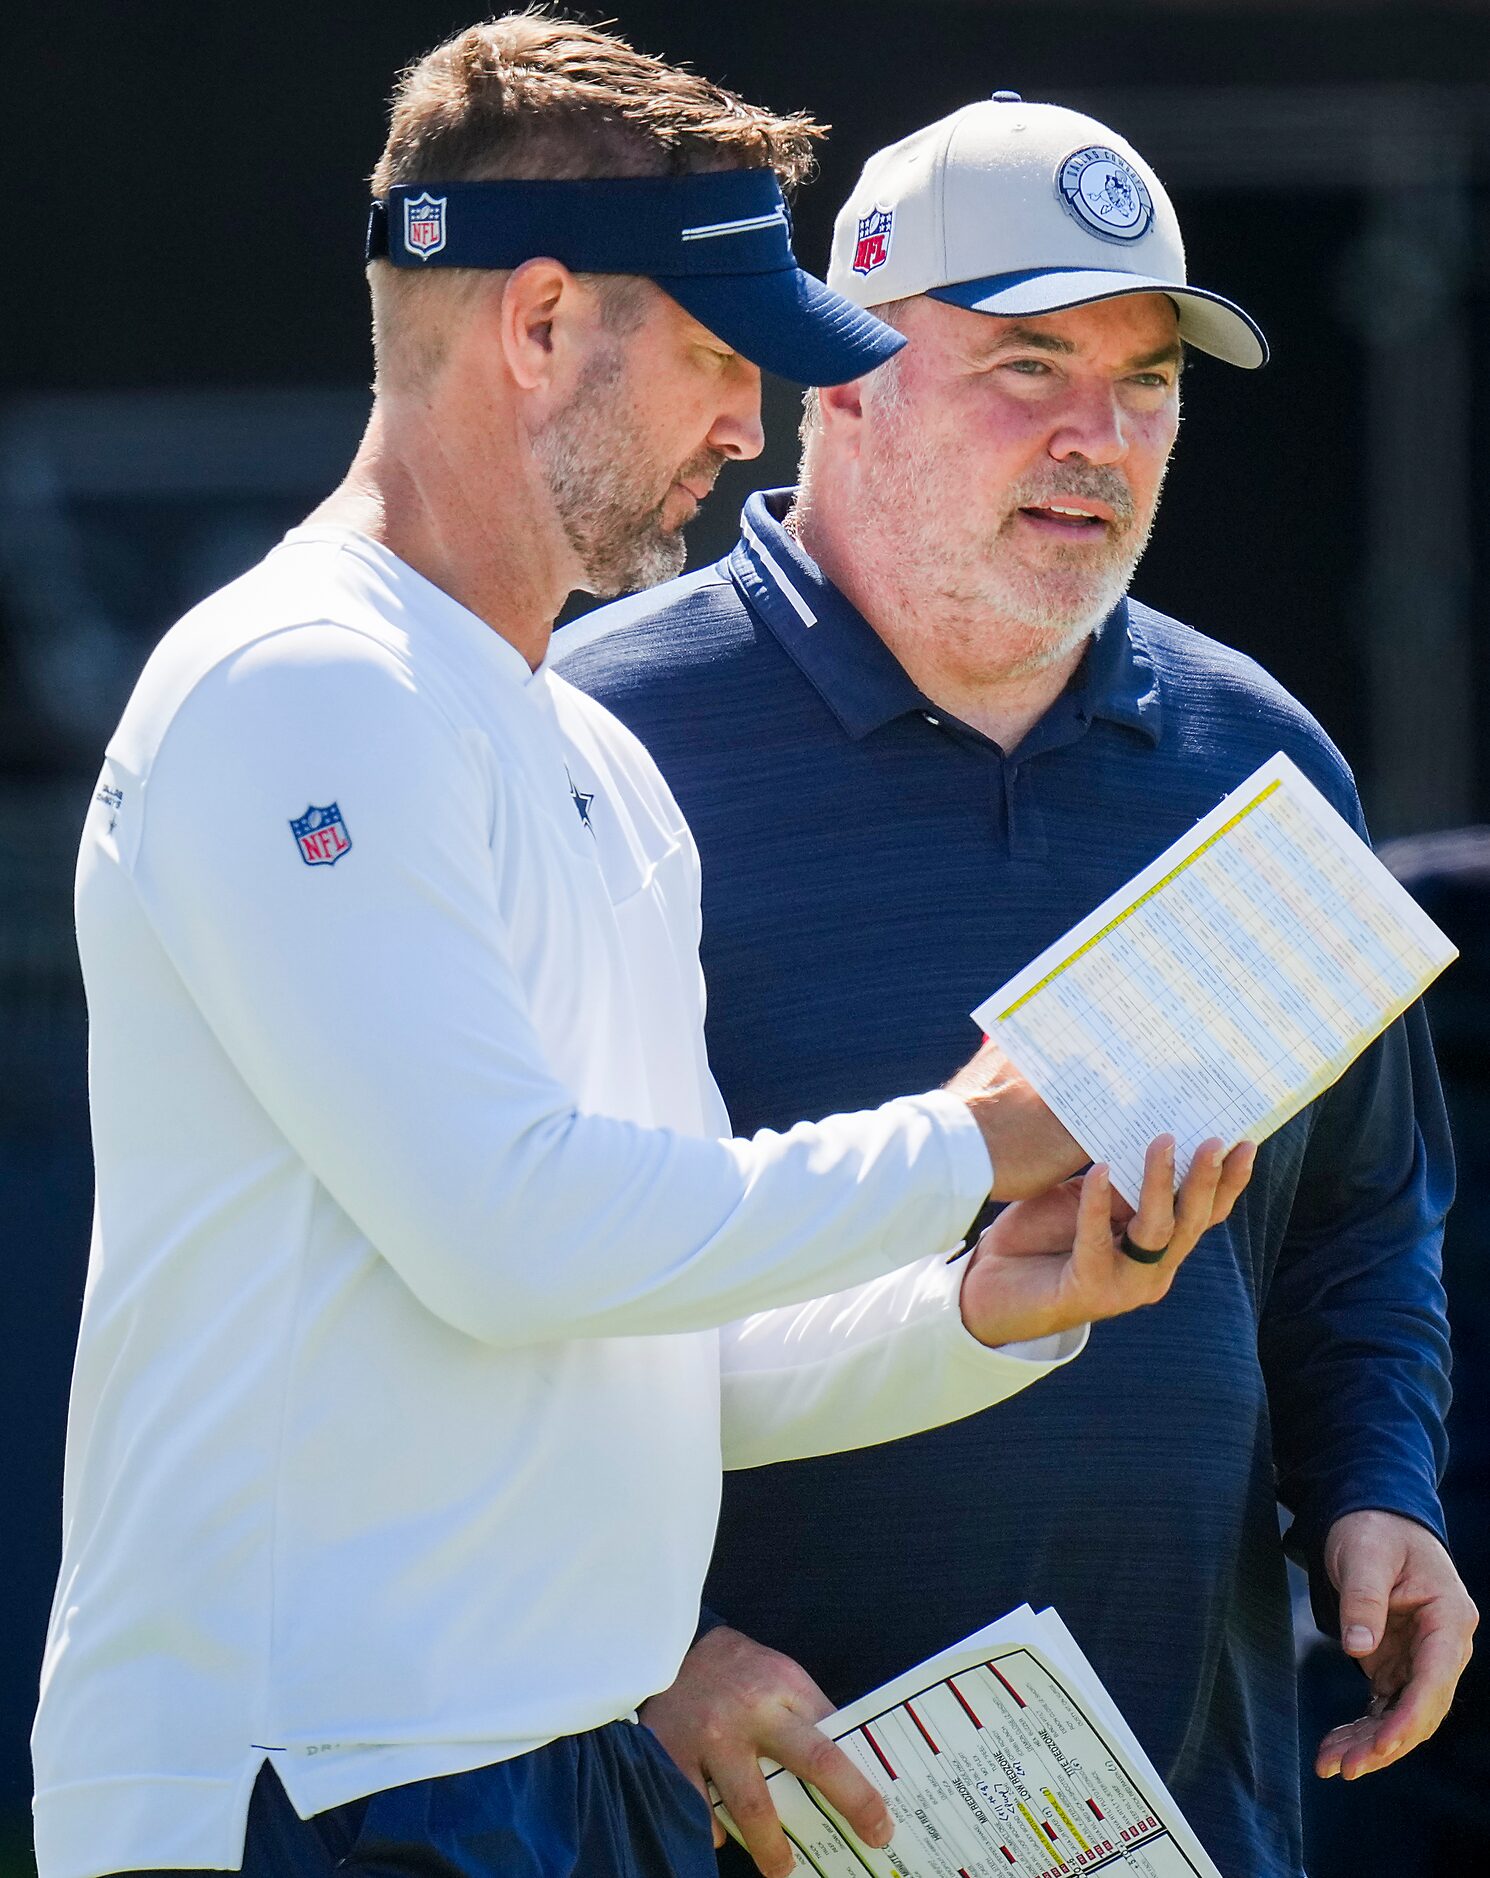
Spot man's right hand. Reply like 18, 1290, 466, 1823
944, 1037, 1085, 1199
639, 1626, 892, 1878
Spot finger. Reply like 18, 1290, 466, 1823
771, 1712, 894, 1850
1315, 1713, 1381, 1780
1208, 1140, 1257, 1225
1166, 1139, 1225, 1259
1361, 1628, 1467, 1767
1336, 1560, 1396, 1661
1315, 1713, 1374, 1779
710, 1752, 797, 1878
1070, 1163, 1113, 1278
670, 1750, 725, 1844
1330, 1705, 1436, 1783
1124, 1136, 1177, 1254
643, 1725, 713, 1815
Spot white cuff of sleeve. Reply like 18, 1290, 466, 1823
931, 1252, 1089, 1368
903, 1086, 996, 1218
718, 1246, 1088, 1470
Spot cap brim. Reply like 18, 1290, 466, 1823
657, 266, 906, 387
930, 268, 1268, 369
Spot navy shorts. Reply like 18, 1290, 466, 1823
115, 1721, 717, 1878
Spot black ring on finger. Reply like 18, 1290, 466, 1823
1119, 1228, 1169, 1265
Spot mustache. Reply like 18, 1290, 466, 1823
650, 448, 731, 532
1004, 465, 1137, 530
679, 447, 730, 496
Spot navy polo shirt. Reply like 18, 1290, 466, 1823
556, 489, 1453, 1878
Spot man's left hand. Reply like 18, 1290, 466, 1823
1315, 1509, 1478, 1779
639, 1625, 892, 1878
959, 1135, 1254, 1346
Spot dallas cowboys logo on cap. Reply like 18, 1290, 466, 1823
403, 192, 447, 260
1056, 146, 1154, 243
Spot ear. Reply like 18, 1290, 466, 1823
497, 258, 594, 394
817, 371, 868, 459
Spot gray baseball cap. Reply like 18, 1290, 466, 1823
827, 95, 1267, 368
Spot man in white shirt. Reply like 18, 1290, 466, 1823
33, 17, 1251, 1878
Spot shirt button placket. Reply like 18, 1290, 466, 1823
991, 756, 1010, 856
1006, 762, 1049, 860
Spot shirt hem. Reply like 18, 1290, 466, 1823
34, 1770, 260, 1878
267, 1729, 555, 1816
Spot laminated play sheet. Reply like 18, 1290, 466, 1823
971, 752, 1456, 1205
715, 1604, 1222, 1877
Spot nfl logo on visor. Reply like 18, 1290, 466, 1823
403, 192, 447, 260
852, 205, 894, 275
291, 803, 352, 867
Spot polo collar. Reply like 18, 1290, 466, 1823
728, 490, 926, 740
727, 488, 1163, 747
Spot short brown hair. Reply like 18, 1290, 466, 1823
373, 8, 822, 193
368, 8, 825, 383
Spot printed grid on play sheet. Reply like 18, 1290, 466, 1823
741, 1649, 1209, 1878
994, 780, 1446, 1204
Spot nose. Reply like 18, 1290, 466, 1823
707, 358, 766, 462
1048, 381, 1129, 467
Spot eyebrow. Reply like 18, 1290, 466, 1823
1128, 341, 1186, 370
974, 327, 1186, 371
985, 325, 1075, 355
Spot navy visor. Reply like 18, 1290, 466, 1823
366, 170, 903, 387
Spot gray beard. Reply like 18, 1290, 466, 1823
532, 343, 689, 599
854, 374, 1163, 668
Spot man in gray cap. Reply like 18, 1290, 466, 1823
557, 96, 1475, 1878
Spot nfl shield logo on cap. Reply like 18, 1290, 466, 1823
852, 205, 894, 276
403, 192, 447, 260
290, 803, 353, 867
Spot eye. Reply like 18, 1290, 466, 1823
1000, 357, 1055, 378
1129, 370, 1174, 389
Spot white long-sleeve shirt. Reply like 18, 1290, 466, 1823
33, 527, 1082, 1878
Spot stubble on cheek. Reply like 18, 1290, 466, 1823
967, 449, 1164, 640
533, 353, 692, 598
855, 383, 1169, 671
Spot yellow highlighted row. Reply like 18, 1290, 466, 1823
1017, 1799, 1067, 1871
997, 779, 1282, 1021
1042, 1787, 1090, 1853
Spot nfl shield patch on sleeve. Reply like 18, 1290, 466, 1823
290, 803, 352, 866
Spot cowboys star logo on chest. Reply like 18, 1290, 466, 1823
566, 769, 596, 835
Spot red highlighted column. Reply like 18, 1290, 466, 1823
860, 1726, 897, 1781
987, 1662, 1027, 1708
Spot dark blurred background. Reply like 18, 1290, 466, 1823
4, 1, 1488, 1871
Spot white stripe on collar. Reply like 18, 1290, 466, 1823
741, 511, 818, 629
